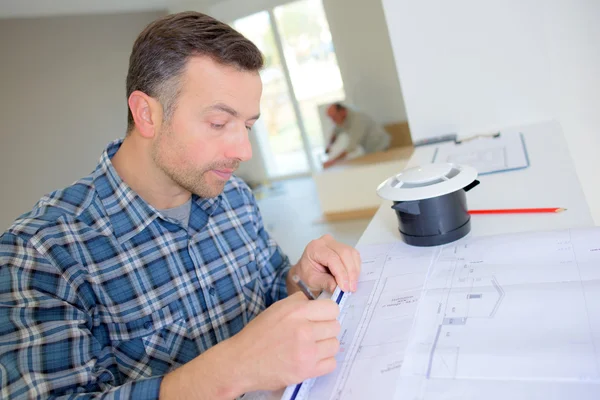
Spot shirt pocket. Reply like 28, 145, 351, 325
106, 302, 188, 378
234, 260, 266, 323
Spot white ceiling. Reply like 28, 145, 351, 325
0, 0, 173, 19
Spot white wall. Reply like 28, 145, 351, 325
171, 0, 407, 126
0, 11, 165, 230
322, 0, 406, 125
382, 0, 600, 224
170, 0, 283, 21
381, 0, 558, 140
0, 0, 166, 19
542, 0, 600, 226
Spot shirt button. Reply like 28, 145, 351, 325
144, 321, 153, 330
209, 286, 216, 296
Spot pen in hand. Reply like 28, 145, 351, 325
292, 274, 317, 300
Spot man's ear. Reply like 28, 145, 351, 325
128, 91, 163, 138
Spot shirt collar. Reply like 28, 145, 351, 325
93, 139, 223, 244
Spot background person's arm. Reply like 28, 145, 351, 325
324, 126, 342, 154
322, 151, 348, 168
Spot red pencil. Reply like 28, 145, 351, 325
469, 208, 566, 215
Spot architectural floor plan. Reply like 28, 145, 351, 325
306, 242, 437, 400
396, 228, 600, 399
281, 227, 600, 399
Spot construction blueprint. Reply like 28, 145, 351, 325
396, 228, 600, 399
432, 131, 529, 175
281, 227, 600, 399
284, 241, 439, 400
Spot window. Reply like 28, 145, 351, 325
233, 0, 344, 179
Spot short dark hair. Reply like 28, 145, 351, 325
125, 11, 264, 132
332, 102, 346, 111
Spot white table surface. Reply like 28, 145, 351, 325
357, 120, 594, 247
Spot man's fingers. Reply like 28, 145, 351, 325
351, 249, 362, 291
314, 357, 337, 377
311, 245, 351, 292
316, 337, 340, 360
304, 299, 340, 321
323, 238, 361, 292
312, 320, 341, 341
287, 291, 311, 303
318, 273, 337, 294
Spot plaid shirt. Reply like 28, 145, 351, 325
0, 139, 291, 399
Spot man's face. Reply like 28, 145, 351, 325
327, 106, 346, 126
152, 56, 262, 198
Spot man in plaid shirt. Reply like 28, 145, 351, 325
0, 12, 361, 399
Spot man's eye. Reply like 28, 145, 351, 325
211, 123, 225, 129
246, 126, 252, 132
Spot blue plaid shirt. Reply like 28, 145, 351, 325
0, 139, 291, 399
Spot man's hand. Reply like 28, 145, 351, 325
160, 293, 340, 398
322, 151, 347, 170
230, 292, 341, 392
322, 159, 336, 169
289, 234, 361, 294
325, 132, 338, 154
161, 234, 360, 398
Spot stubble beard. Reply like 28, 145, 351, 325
151, 125, 239, 199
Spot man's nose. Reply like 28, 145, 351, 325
225, 125, 253, 162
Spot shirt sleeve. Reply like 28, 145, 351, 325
0, 232, 163, 399
243, 190, 292, 306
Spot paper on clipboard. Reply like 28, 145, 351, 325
432, 131, 529, 175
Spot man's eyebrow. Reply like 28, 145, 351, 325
206, 103, 260, 121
